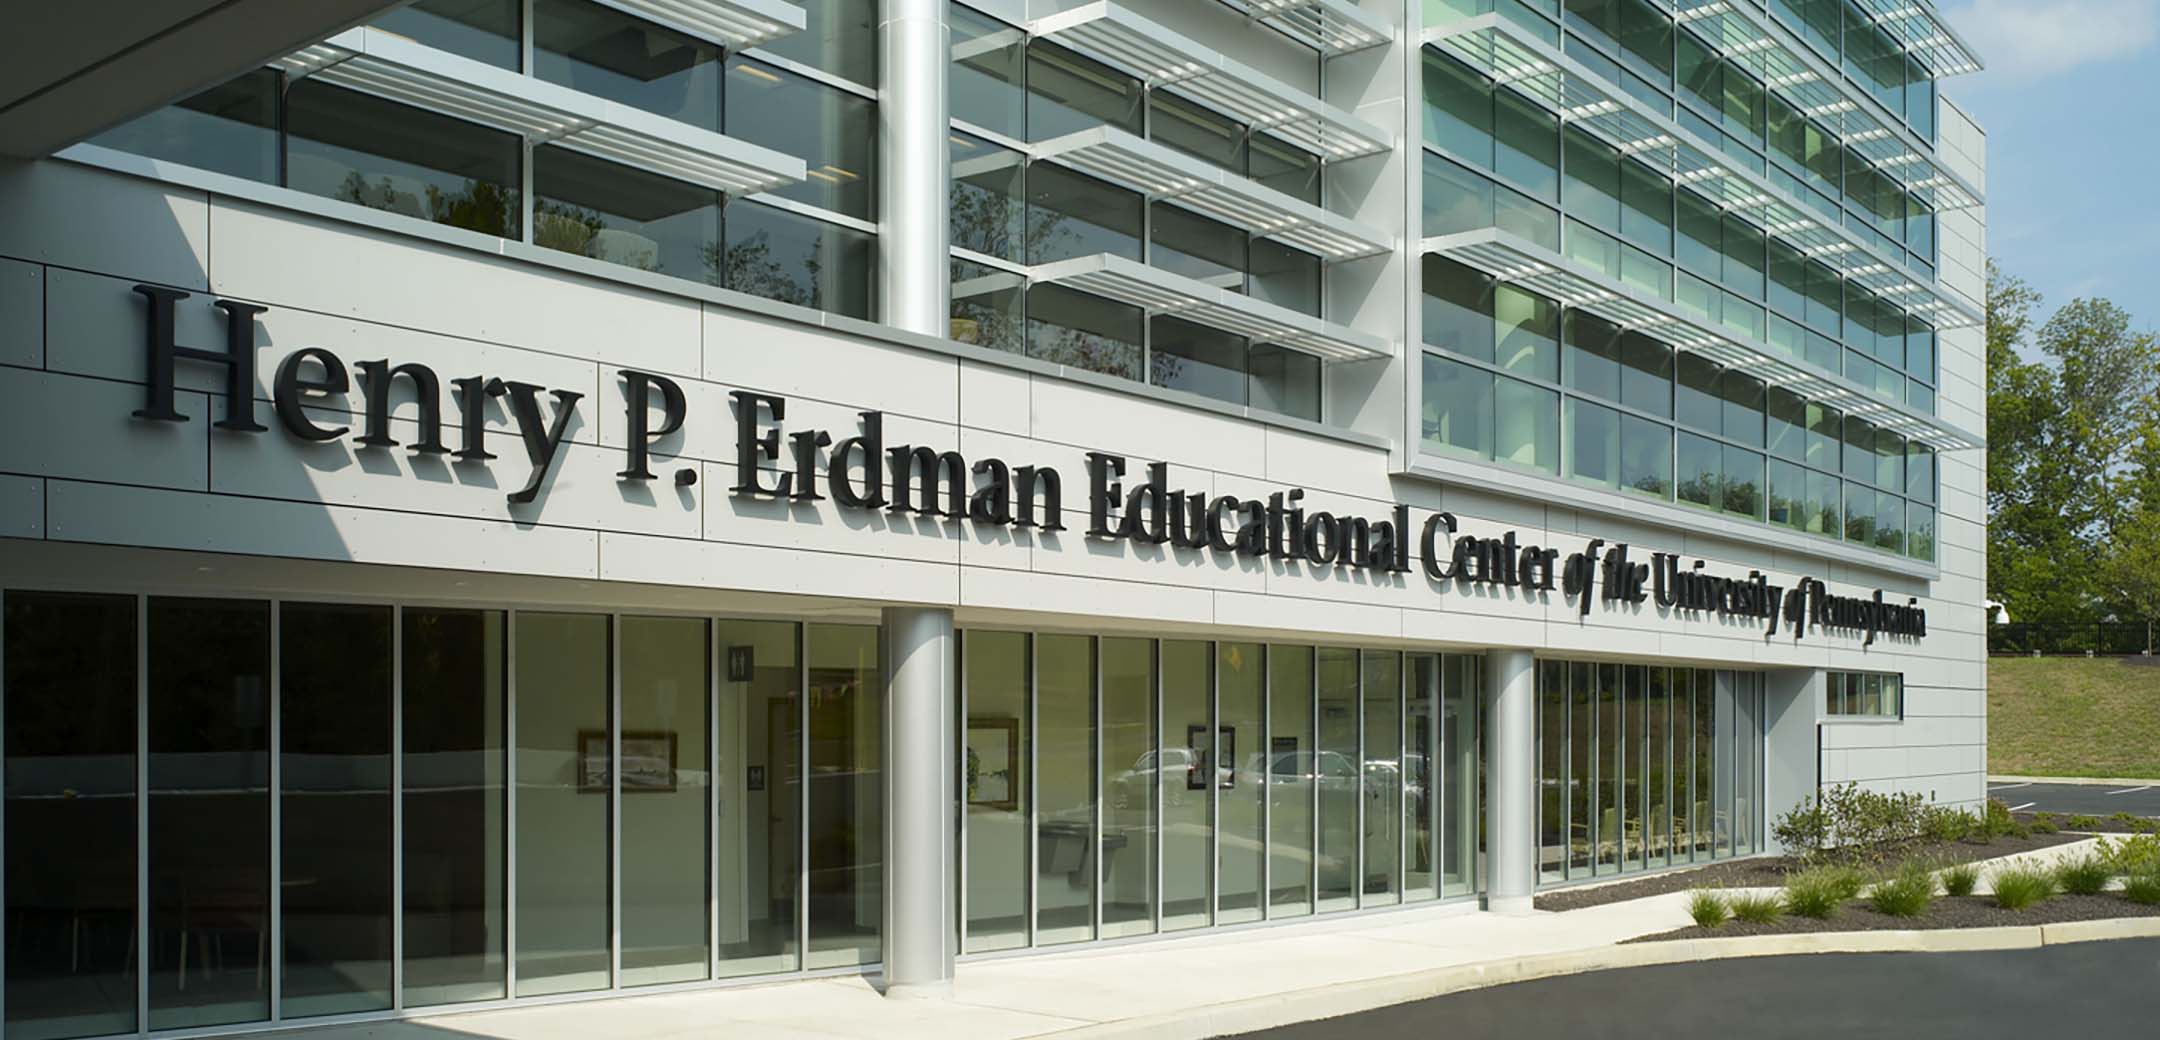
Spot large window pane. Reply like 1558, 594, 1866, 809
1620, 413, 1673, 499
619, 617, 711, 986
286, 81, 520, 237
1563, 311, 1623, 403
401, 609, 506, 1006
1218, 643, 1267, 924
950, 132, 1026, 263
94, 69, 278, 184
1565, 662, 1593, 874
1422, 257, 1497, 363
1536, 660, 1565, 883
1496, 285, 1559, 380
148, 598, 270, 1030
1151, 93, 1245, 174
512, 613, 609, 997
756, 0, 877, 84
535, 0, 721, 130
1408, 656, 1440, 898
1100, 638, 1156, 938
1723, 445, 1765, 520
5, 593, 137, 1040
1622, 666, 1646, 869
374, 0, 520, 69
1421, 354, 1494, 460
1036, 635, 1096, 944
1423, 51, 1495, 163
534, 147, 722, 281
1151, 204, 1245, 289
1619, 332, 1671, 417
722, 201, 873, 319
1249, 344, 1321, 422
715, 619, 800, 977
805, 624, 881, 968
1027, 164, 1141, 264
1267, 645, 1315, 917
1441, 656, 1477, 898
1495, 91, 1560, 200
726, 57, 876, 220
1691, 670, 1716, 858
281, 604, 393, 1018
950, 260, 1024, 354
1644, 668, 1671, 869
1161, 641, 1212, 931
1150, 317, 1247, 407
1028, 284, 1142, 381
964, 632, 1029, 953
1594, 664, 1620, 873
951, 3, 1024, 138
1677, 432, 1722, 510
1565, 397, 1621, 489
1250, 239, 1322, 317
1314, 648, 1359, 912
1360, 652, 1401, 907
1026, 41, 1141, 141
1495, 376, 1559, 474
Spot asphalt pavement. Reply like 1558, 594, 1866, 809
1227, 939, 2160, 1039
1989, 780, 2160, 817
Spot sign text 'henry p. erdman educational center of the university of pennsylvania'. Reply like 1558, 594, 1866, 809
123, 287, 1928, 645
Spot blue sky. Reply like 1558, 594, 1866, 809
1940, 0, 2160, 330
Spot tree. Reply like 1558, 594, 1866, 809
1984, 261, 2160, 620
2101, 508, 2160, 652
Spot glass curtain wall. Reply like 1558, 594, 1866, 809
1534, 661, 1764, 884
955, 637, 1484, 956
0, 594, 883, 1038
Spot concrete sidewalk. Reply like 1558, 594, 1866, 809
272, 841, 2106, 1040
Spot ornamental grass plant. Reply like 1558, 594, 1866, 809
1991, 864, 2057, 910
1728, 892, 1783, 924
1868, 860, 1937, 918
1688, 890, 1730, 928
1939, 861, 1980, 898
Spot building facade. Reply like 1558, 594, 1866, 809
0, 0, 1986, 1036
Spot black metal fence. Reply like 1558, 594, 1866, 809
1988, 622, 2158, 657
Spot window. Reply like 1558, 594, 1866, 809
94, 69, 279, 184
1250, 344, 1322, 421
1826, 671, 1903, 718
286, 80, 523, 238
534, 0, 721, 131
1027, 41, 1142, 142
374, 0, 521, 69
1423, 353, 1495, 460
1026, 164, 1142, 264
950, 259, 1024, 353
726, 57, 876, 220
1028, 283, 1142, 380
951, 1, 1025, 137
533, 147, 722, 281
723, 202, 874, 318
949, 132, 1026, 263
1150, 317, 1248, 406
758, 0, 878, 84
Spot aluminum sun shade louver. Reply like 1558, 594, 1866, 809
1840, 0, 1985, 79
1216, 0, 1394, 56
1670, 0, 1982, 211
1030, 126, 1393, 263
589, 0, 807, 51
1422, 227, 1983, 451
1028, 2, 1394, 161
1425, 13, 1981, 331
1030, 253, 1390, 363
276, 28, 805, 198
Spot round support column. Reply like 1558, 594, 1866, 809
1484, 648, 1537, 914
878, 0, 949, 336
880, 605, 955, 997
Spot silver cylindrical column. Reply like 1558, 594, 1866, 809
878, 0, 949, 336
1484, 648, 1536, 914
881, 605, 956, 997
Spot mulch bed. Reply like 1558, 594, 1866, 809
1534, 831, 2087, 913
1628, 893, 2160, 942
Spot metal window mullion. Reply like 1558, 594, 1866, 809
269, 600, 283, 1023
1024, 633, 1037, 948
706, 619, 719, 981
1306, 649, 1317, 913
505, 608, 519, 998
1091, 635, 1102, 941
391, 605, 406, 1009
956, 630, 969, 954
1151, 639, 1161, 934
1352, 651, 1364, 908
796, 623, 809, 969
1258, 644, 1271, 921
609, 615, 622, 991
1438, 656, 1450, 895
1207, 643, 1219, 928
1395, 652, 1406, 903
136, 594, 149, 1038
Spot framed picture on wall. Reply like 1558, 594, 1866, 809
1186, 725, 1237, 790
966, 717, 1020, 810
578, 730, 679, 793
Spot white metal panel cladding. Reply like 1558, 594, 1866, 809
1030, 127, 1393, 262
1215, 0, 1393, 56
274, 28, 806, 197
1421, 227, 1983, 450
589, 0, 807, 51
1030, 253, 1391, 362
1424, 13, 1980, 331
1027, 2, 1393, 159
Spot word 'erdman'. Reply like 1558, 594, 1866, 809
126, 290, 1923, 645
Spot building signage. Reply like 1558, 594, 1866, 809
125, 287, 1925, 644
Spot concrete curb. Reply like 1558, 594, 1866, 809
1039, 917, 2160, 1040
1990, 775, 2160, 787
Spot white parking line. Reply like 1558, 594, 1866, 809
1990, 782, 2033, 791
2007, 802, 2036, 812
2105, 786, 2153, 796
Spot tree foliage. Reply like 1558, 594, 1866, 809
1986, 261, 2160, 620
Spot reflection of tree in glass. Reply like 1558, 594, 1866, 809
334, 173, 517, 237
1147, 350, 1188, 388
703, 231, 825, 310
1631, 474, 1670, 497
1677, 474, 1722, 508
532, 200, 661, 274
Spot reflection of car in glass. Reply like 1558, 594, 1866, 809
1110, 747, 1235, 807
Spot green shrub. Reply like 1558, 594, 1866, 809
1773, 784, 1928, 863
1992, 865, 2057, 910
2055, 852, 2113, 896
2029, 816, 2058, 835
2100, 834, 2160, 875
2136, 817, 2160, 835
1728, 892, 1782, 924
2121, 871, 2160, 906
1940, 861, 1981, 897
1689, 890, 1730, 928
2112, 812, 2141, 827
1783, 867, 1853, 919
1982, 799, 2018, 839
2033, 811, 2060, 828
1919, 805, 1977, 843
1869, 861, 1937, 917
2068, 814, 2103, 830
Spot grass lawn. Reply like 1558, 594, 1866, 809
1990, 657, 2160, 779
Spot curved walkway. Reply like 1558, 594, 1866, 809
1232, 938, 2160, 1039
